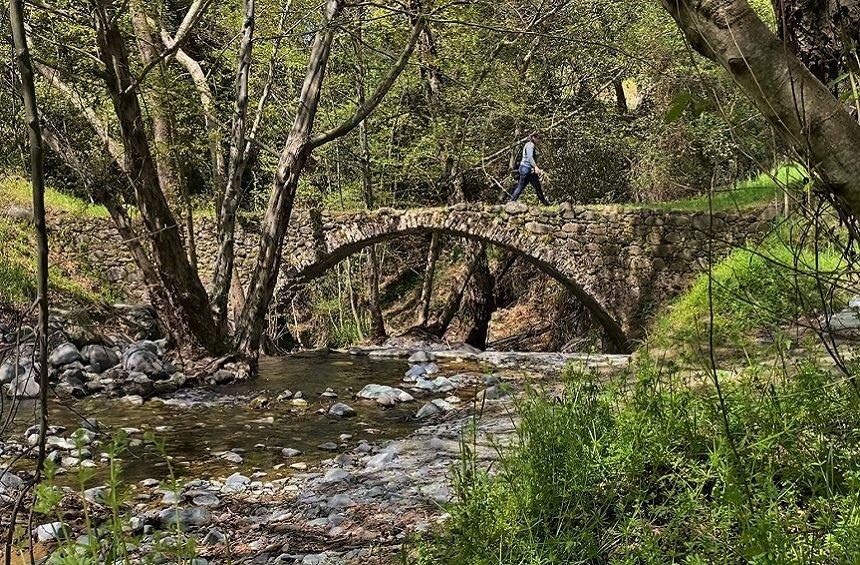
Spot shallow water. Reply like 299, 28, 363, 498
7, 354, 430, 483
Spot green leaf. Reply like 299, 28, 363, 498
665, 91, 693, 123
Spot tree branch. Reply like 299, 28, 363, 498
310, 13, 426, 147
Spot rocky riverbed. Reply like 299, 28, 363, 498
2, 348, 628, 564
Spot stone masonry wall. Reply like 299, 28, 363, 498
50, 203, 775, 344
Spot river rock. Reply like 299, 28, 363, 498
120, 394, 144, 406
202, 527, 225, 545
221, 472, 250, 493
58, 369, 87, 397
328, 403, 356, 418
477, 385, 509, 401
80, 345, 119, 372
0, 471, 24, 502
49, 343, 83, 368
365, 449, 396, 472
318, 442, 339, 451
34, 521, 67, 542
415, 401, 441, 419
72, 428, 96, 445
191, 492, 220, 507
209, 369, 234, 385
83, 486, 106, 503
408, 351, 432, 363
219, 452, 243, 464
404, 365, 426, 381
158, 507, 211, 530
358, 384, 413, 403
322, 468, 352, 483
123, 349, 164, 378
4, 374, 40, 399
281, 448, 302, 457
0, 361, 25, 385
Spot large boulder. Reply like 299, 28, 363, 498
123, 348, 165, 378
81, 345, 120, 372
48, 343, 83, 368
4, 374, 40, 399
0, 361, 26, 385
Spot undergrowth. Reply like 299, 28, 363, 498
649, 224, 847, 359
413, 359, 860, 563
10, 432, 201, 564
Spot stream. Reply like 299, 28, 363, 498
6, 354, 451, 484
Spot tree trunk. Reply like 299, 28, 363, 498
416, 232, 442, 327
130, 0, 180, 196
234, 0, 345, 356
234, 1, 423, 356
211, 0, 255, 333
8, 1, 50, 558
429, 242, 484, 335
461, 251, 494, 349
659, 0, 860, 220
93, 3, 222, 353
354, 14, 386, 341
770, 0, 860, 85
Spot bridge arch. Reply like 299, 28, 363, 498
277, 203, 769, 354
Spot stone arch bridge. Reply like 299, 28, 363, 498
275, 202, 773, 352
55, 202, 773, 352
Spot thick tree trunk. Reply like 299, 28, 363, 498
659, 0, 860, 220
94, 3, 221, 353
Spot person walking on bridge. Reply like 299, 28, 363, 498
510, 132, 550, 205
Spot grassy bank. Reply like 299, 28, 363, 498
649, 224, 847, 362
414, 358, 860, 563
643, 165, 806, 212
0, 175, 117, 307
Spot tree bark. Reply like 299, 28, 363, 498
8, 1, 49, 558
659, 0, 860, 220
234, 0, 345, 355
93, 2, 222, 353
416, 232, 442, 327
770, 0, 860, 85
354, 10, 386, 341
211, 0, 255, 333
130, 0, 180, 196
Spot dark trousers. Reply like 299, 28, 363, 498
510, 166, 549, 205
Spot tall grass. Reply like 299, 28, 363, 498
414, 359, 860, 563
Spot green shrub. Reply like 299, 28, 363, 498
414, 360, 860, 563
